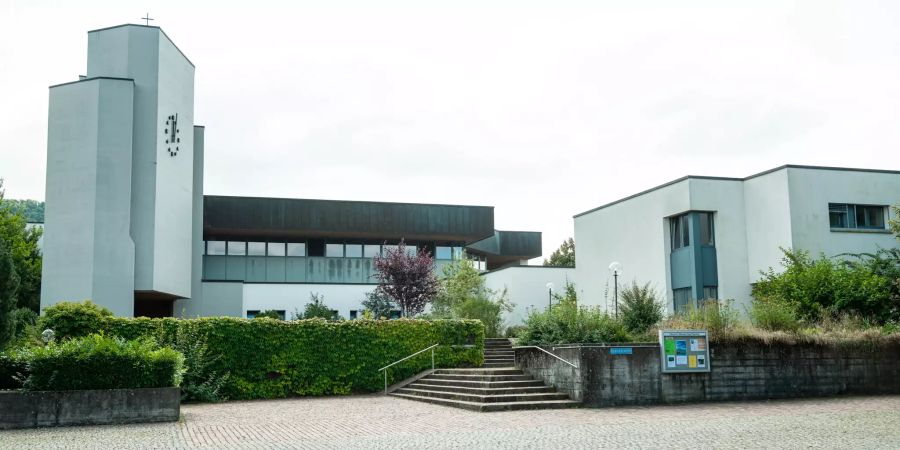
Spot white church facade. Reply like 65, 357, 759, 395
40, 24, 573, 320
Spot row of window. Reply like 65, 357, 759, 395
205, 241, 468, 260
672, 286, 718, 314
829, 203, 886, 230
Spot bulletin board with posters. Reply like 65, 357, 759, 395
658, 330, 710, 373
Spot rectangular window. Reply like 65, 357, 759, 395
698, 212, 714, 246
829, 203, 886, 230
389, 310, 402, 319
436, 246, 452, 260
673, 288, 693, 314
383, 244, 399, 256
325, 243, 344, 257
452, 247, 465, 260
670, 214, 690, 250
287, 243, 306, 257
404, 245, 417, 257
345, 244, 363, 258
349, 310, 358, 320
207, 241, 226, 255
247, 242, 266, 256
364, 244, 381, 258
702, 286, 718, 300
227, 241, 246, 256
246, 310, 259, 319
267, 242, 286, 256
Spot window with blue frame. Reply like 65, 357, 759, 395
698, 212, 714, 246
829, 203, 886, 230
670, 214, 690, 249
673, 288, 692, 314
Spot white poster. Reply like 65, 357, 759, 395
667, 355, 676, 368
690, 339, 699, 352
675, 355, 688, 366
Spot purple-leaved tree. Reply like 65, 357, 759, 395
373, 241, 440, 317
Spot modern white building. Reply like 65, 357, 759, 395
574, 165, 900, 315
40, 24, 567, 322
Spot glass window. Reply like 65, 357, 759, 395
325, 243, 344, 257
287, 243, 306, 256
670, 214, 690, 250
452, 247, 465, 260
349, 310, 358, 320
246, 310, 259, 319
364, 244, 381, 258
698, 212, 714, 246
702, 286, 718, 300
345, 244, 363, 257
383, 245, 399, 256
829, 204, 886, 230
389, 310, 401, 319
207, 241, 226, 255
673, 288, 693, 314
227, 241, 246, 256
267, 242, 286, 256
829, 204, 850, 228
247, 242, 266, 256
436, 246, 452, 260
404, 245, 417, 257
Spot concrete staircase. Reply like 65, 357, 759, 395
483, 338, 515, 368
390, 339, 579, 412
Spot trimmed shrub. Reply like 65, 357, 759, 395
517, 300, 631, 345
39, 300, 112, 339
23, 334, 184, 391
253, 310, 283, 320
750, 297, 801, 332
0, 350, 28, 390
619, 281, 664, 334
43, 305, 484, 400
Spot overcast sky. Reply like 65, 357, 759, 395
2, 0, 899, 259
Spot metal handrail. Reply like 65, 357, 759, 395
379, 343, 438, 394
512, 345, 579, 369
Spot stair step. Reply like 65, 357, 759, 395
391, 393, 580, 412
407, 382, 556, 395
434, 368, 522, 375
421, 378, 546, 389
426, 374, 530, 382
396, 387, 569, 403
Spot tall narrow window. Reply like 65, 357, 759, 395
698, 212, 714, 246
670, 214, 690, 250
673, 288, 692, 314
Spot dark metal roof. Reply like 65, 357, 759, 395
203, 195, 495, 243
466, 230, 542, 269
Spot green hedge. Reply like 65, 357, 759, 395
43, 308, 484, 400
0, 351, 28, 390
23, 334, 184, 391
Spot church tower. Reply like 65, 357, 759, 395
41, 24, 204, 317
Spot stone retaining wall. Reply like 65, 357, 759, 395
0, 387, 181, 429
515, 341, 900, 407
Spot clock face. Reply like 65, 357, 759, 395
163, 114, 180, 157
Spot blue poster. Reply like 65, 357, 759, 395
675, 340, 687, 355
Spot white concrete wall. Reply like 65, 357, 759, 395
41, 78, 136, 316
688, 178, 752, 311
787, 167, 899, 260
177, 281, 243, 318
242, 284, 375, 319
482, 266, 576, 326
86, 25, 195, 298
574, 179, 692, 313
743, 170, 793, 282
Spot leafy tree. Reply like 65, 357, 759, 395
434, 256, 513, 337
543, 237, 575, 268
552, 280, 578, 307
293, 293, 339, 320
361, 290, 395, 319
373, 241, 439, 317
0, 179, 42, 312
0, 238, 19, 348
0, 199, 44, 223
891, 203, 900, 240
618, 281, 664, 334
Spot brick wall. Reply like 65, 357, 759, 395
516, 341, 900, 407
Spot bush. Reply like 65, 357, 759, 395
750, 296, 801, 332
454, 295, 511, 338
23, 334, 184, 391
0, 350, 28, 390
619, 281, 664, 334
39, 300, 112, 339
517, 300, 631, 345
664, 299, 739, 338
295, 293, 340, 320
505, 325, 527, 339
44, 305, 484, 400
175, 325, 229, 402
11, 307, 37, 339
361, 290, 395, 319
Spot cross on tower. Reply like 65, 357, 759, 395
141, 13, 154, 26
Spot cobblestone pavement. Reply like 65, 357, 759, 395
2, 395, 899, 449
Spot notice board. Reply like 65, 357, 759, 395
658, 330, 710, 373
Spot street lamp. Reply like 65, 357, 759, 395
608, 262, 622, 318
546, 282, 555, 311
